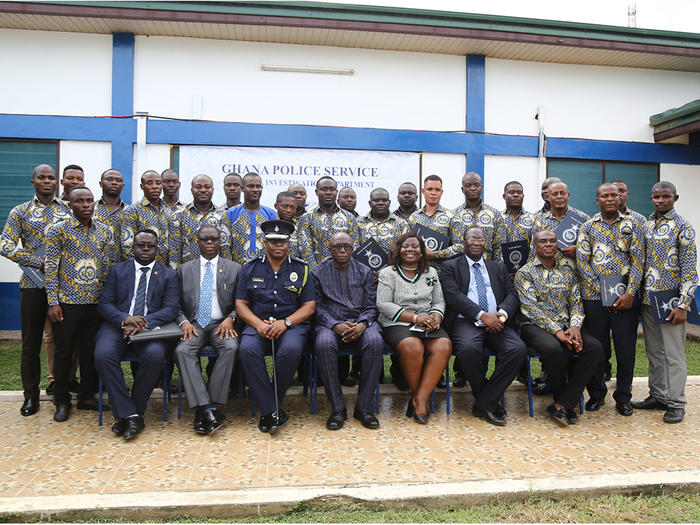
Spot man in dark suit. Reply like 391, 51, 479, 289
175, 225, 241, 435
441, 227, 527, 426
95, 229, 179, 440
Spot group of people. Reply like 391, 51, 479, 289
1, 162, 696, 441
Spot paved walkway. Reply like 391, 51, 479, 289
0, 378, 698, 519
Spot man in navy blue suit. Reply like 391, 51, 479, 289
95, 229, 179, 440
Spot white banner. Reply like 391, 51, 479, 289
178, 146, 420, 216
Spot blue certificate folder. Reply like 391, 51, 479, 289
19, 245, 46, 288
502, 240, 529, 274
600, 275, 628, 307
554, 211, 586, 249
648, 289, 697, 324
413, 223, 449, 253
353, 237, 389, 271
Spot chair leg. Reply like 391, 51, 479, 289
177, 375, 183, 419
527, 355, 534, 418
580, 395, 585, 414
162, 358, 168, 422
445, 362, 451, 415
98, 377, 103, 426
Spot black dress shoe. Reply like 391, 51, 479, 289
326, 409, 347, 430
392, 375, 410, 392
258, 413, 274, 433
53, 404, 70, 422
566, 408, 578, 424
20, 398, 39, 416
631, 396, 667, 410
202, 409, 225, 435
111, 418, 126, 437
616, 401, 633, 416
472, 406, 506, 426
412, 411, 429, 425
353, 408, 379, 429
533, 383, 551, 396
45, 382, 55, 396
122, 415, 145, 440
268, 409, 288, 435
452, 374, 466, 388
495, 405, 507, 419
546, 403, 569, 426
663, 407, 684, 424
77, 398, 109, 411
585, 398, 606, 411
339, 376, 356, 387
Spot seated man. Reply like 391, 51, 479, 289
441, 227, 526, 426
515, 230, 603, 426
311, 232, 383, 430
235, 220, 316, 434
175, 225, 241, 435
95, 229, 179, 440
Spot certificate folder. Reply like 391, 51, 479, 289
353, 237, 389, 271
554, 211, 586, 249
502, 240, 529, 274
600, 274, 628, 307
413, 223, 449, 253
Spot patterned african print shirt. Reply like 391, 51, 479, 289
531, 206, 590, 271
576, 213, 645, 301
642, 208, 697, 310
121, 197, 170, 266
393, 206, 417, 221
44, 217, 116, 305
515, 258, 584, 335
451, 202, 507, 262
502, 208, 535, 244
93, 197, 127, 263
407, 205, 462, 262
0, 196, 72, 289
358, 213, 409, 255
170, 202, 233, 266
227, 205, 277, 264
165, 200, 187, 217
622, 207, 648, 231
296, 205, 359, 266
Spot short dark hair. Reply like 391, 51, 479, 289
141, 170, 160, 182
652, 181, 677, 195
135, 228, 158, 240
504, 180, 523, 192
609, 179, 626, 185
101, 168, 122, 180
197, 224, 220, 238
276, 191, 295, 203
316, 176, 336, 188
389, 231, 430, 274
243, 172, 260, 182
161, 168, 178, 178
67, 186, 92, 201
224, 172, 243, 182
62, 164, 84, 176
423, 174, 442, 185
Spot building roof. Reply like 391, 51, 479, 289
650, 99, 700, 142
1, 1, 700, 71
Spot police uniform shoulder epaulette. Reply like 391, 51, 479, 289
290, 256, 309, 266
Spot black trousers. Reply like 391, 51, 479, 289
20, 288, 48, 400
520, 323, 603, 410
583, 300, 639, 404
51, 303, 100, 405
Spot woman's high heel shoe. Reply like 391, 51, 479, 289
406, 397, 414, 417
408, 396, 429, 424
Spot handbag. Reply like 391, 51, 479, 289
128, 322, 182, 343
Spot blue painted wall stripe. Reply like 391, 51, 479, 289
466, 54, 485, 133
111, 33, 135, 203
0, 114, 134, 142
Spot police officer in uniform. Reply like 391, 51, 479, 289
235, 220, 316, 434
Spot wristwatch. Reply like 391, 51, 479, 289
284, 318, 292, 327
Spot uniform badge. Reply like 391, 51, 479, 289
290, 271, 298, 282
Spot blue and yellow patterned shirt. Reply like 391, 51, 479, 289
407, 205, 462, 262
531, 206, 590, 271
515, 258, 585, 335
93, 197, 127, 263
44, 217, 116, 305
165, 200, 187, 217
451, 201, 507, 262
0, 196, 72, 289
502, 208, 535, 244
227, 205, 277, 264
358, 213, 409, 255
296, 205, 359, 266
121, 197, 170, 266
576, 212, 645, 301
642, 208, 697, 310
170, 202, 233, 266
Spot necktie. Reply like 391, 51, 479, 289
133, 267, 150, 316
472, 262, 490, 312
197, 261, 214, 327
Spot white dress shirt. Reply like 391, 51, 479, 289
200, 255, 223, 322
465, 255, 508, 322
128, 260, 156, 316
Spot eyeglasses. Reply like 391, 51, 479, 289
198, 236, 220, 243
330, 244, 353, 252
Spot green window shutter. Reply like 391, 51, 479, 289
0, 141, 58, 227
547, 160, 603, 217
604, 162, 658, 218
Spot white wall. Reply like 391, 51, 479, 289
134, 36, 466, 131
0, 29, 112, 117
485, 58, 700, 142
484, 155, 540, 212
421, 153, 466, 210
131, 144, 172, 203
661, 163, 700, 276
59, 141, 112, 198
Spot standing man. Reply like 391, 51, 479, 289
611, 179, 648, 230
577, 183, 644, 415
94, 229, 179, 440
227, 172, 276, 264
175, 225, 241, 435
274, 191, 300, 257
312, 232, 383, 430
440, 227, 526, 426
59, 164, 85, 201
287, 183, 308, 220
502, 181, 535, 244
0, 164, 71, 416
534, 177, 562, 220
452, 172, 507, 263
516, 230, 603, 426
297, 176, 359, 266
632, 181, 697, 424
338, 187, 359, 217
161, 169, 186, 216
170, 174, 233, 266
393, 182, 418, 220
222, 172, 243, 210
358, 188, 409, 255
94, 168, 127, 262
235, 220, 316, 434
122, 170, 170, 265
45, 187, 116, 422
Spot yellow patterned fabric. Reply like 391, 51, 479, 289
515, 258, 584, 335
0, 196, 72, 288
121, 197, 170, 266
44, 217, 116, 305
407, 205, 462, 261
501, 208, 535, 244
93, 198, 127, 263
531, 206, 590, 271
296, 205, 359, 266
451, 202, 507, 262
169, 202, 233, 266
642, 208, 697, 309
576, 212, 645, 300
358, 213, 409, 254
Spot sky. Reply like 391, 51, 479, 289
313, 0, 700, 34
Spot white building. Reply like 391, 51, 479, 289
1, 1, 699, 329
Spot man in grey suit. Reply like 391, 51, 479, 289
175, 225, 241, 435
